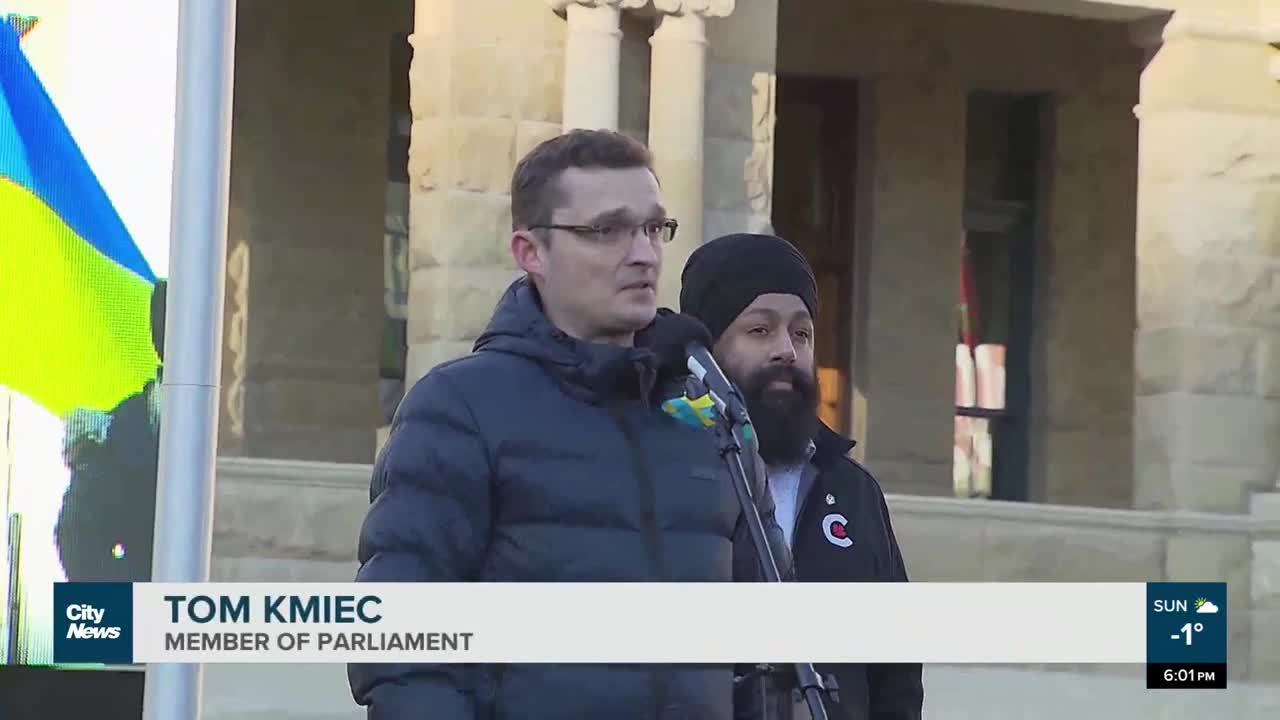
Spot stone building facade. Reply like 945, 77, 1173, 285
205, 0, 1280, 700
218, 0, 1280, 513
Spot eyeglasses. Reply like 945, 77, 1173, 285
526, 218, 679, 246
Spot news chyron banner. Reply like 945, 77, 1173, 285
0, 1, 179, 665
53, 582, 1228, 689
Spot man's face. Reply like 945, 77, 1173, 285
713, 293, 819, 466
512, 166, 664, 344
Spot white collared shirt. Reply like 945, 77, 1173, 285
766, 440, 816, 549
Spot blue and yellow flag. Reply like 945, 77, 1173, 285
661, 392, 719, 429
660, 390, 755, 444
0, 20, 158, 417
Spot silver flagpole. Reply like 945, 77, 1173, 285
143, 1, 237, 719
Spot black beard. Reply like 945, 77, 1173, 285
734, 364, 819, 467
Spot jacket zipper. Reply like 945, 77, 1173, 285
610, 366, 669, 719
486, 664, 506, 720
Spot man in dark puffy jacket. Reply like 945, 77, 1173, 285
681, 234, 924, 720
348, 130, 792, 720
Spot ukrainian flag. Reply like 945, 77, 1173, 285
0, 20, 159, 417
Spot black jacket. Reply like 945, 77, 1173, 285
775, 425, 923, 720
56, 380, 159, 582
349, 278, 791, 720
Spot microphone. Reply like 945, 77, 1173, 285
644, 312, 752, 429
645, 313, 832, 720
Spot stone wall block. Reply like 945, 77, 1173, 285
981, 522, 1164, 582
1250, 609, 1280, 682
516, 121, 564, 165
706, 61, 757, 141
1142, 38, 1280, 117
1253, 539, 1280, 609
704, 209, 773, 245
887, 514, 985, 581
1178, 395, 1280, 465
1187, 256, 1280, 331
408, 117, 449, 191
1041, 430, 1132, 508
1229, 609, 1253, 681
1151, 180, 1280, 258
451, 45, 521, 119
453, 0, 559, 47
213, 480, 363, 561
1258, 334, 1280, 399
410, 265, 519, 344
517, 49, 565, 123
1135, 244, 1192, 328
450, 119, 517, 193
1134, 461, 1174, 510
1165, 534, 1252, 609
1136, 327, 1259, 396
410, 190, 512, 269
409, 43, 450, 119
408, 190, 446, 269
1138, 111, 1280, 184
254, 379, 380, 430
704, 136, 754, 211
407, 340, 478, 385
1168, 464, 1276, 515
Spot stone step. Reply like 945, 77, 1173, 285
207, 458, 1280, 688
213, 457, 370, 564
203, 664, 361, 720
211, 556, 357, 583
199, 662, 1280, 720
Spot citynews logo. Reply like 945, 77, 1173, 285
65, 603, 122, 640
53, 582, 134, 664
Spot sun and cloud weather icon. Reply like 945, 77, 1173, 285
1194, 598, 1219, 614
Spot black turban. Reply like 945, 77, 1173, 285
678, 233, 818, 343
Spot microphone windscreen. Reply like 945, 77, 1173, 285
643, 311, 713, 372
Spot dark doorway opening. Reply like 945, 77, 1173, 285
956, 91, 1046, 502
773, 76, 859, 438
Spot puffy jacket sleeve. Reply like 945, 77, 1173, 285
348, 369, 492, 719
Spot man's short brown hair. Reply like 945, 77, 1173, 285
510, 129, 655, 231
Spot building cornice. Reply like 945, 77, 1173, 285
1130, 12, 1280, 81
216, 456, 369, 490
546, 0, 647, 14
652, 0, 734, 18
1130, 12, 1280, 47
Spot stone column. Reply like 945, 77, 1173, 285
405, 0, 565, 384
649, 0, 734, 307
857, 79, 966, 497
218, 0, 395, 463
549, 0, 645, 131
1133, 10, 1280, 514
703, 0, 778, 241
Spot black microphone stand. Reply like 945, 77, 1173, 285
712, 411, 833, 720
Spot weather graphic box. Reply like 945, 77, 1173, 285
1146, 582, 1227, 689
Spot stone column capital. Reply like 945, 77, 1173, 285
1129, 10, 1280, 81
1266, 13, 1280, 82
652, 0, 735, 19
1127, 14, 1168, 50
546, 0, 647, 13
